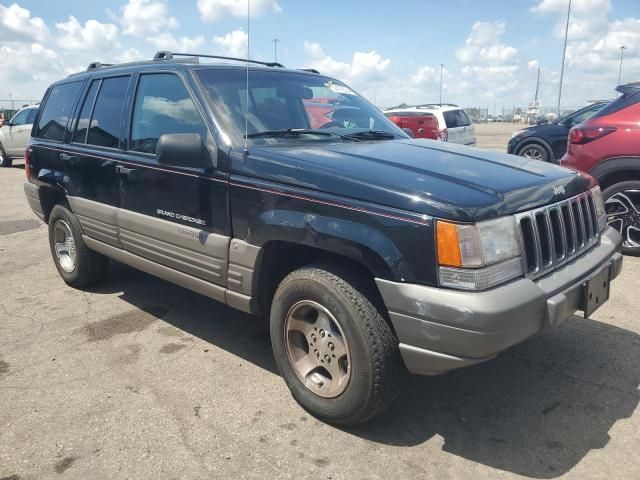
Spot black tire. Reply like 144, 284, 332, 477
270, 264, 405, 425
0, 143, 12, 168
48, 204, 109, 287
602, 181, 640, 256
517, 142, 549, 162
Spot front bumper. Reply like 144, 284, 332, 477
376, 227, 623, 375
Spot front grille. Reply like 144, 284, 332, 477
516, 191, 600, 279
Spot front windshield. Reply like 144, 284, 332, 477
194, 68, 405, 145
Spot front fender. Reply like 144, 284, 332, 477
248, 209, 410, 281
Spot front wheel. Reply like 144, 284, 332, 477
603, 181, 640, 255
270, 264, 405, 425
518, 143, 549, 162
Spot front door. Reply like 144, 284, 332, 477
116, 71, 230, 286
5, 108, 33, 156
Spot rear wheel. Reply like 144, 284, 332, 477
270, 264, 405, 425
48, 204, 109, 287
518, 143, 549, 162
0, 143, 11, 168
603, 181, 640, 255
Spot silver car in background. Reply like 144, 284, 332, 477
0, 105, 39, 167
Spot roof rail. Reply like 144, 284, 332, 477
299, 68, 320, 74
153, 51, 285, 68
87, 62, 114, 71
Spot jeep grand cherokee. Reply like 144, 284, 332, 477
24, 52, 622, 425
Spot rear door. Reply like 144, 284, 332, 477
443, 109, 475, 145
64, 75, 131, 247
117, 71, 230, 287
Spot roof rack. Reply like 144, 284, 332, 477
616, 82, 640, 95
298, 68, 320, 74
416, 103, 459, 109
153, 51, 285, 68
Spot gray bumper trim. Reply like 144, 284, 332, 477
377, 227, 623, 374
23, 182, 45, 221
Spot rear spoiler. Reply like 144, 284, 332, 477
616, 82, 640, 95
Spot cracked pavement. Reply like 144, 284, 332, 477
1, 152, 639, 479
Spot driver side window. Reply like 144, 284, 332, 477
10, 109, 30, 126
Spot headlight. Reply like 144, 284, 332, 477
436, 217, 523, 290
591, 185, 607, 232
511, 130, 525, 139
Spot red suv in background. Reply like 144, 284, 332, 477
561, 82, 640, 254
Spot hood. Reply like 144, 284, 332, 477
516, 123, 566, 137
236, 139, 594, 222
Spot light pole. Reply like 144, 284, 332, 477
439, 64, 443, 105
618, 45, 626, 86
557, 0, 571, 116
272, 38, 279, 63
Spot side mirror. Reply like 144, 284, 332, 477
156, 133, 209, 169
4, 120, 13, 127
401, 128, 415, 138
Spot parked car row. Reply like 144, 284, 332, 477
383, 104, 476, 146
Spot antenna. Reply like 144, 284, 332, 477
244, 0, 250, 153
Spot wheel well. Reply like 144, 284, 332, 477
598, 170, 640, 191
39, 187, 68, 222
254, 241, 388, 318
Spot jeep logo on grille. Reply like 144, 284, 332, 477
553, 185, 566, 196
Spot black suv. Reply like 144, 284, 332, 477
24, 52, 622, 424
508, 102, 609, 163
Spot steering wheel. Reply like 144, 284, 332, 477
319, 121, 344, 129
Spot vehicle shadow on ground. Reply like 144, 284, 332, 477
94, 262, 639, 479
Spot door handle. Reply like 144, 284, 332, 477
60, 153, 76, 161
116, 165, 139, 177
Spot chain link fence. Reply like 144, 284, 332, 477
0, 99, 39, 122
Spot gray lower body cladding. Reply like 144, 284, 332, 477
376, 227, 623, 375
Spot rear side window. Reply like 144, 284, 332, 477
26, 108, 37, 124
87, 76, 130, 148
591, 91, 639, 119
130, 73, 207, 154
443, 109, 472, 128
72, 80, 100, 144
35, 82, 82, 141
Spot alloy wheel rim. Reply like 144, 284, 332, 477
53, 220, 77, 272
283, 300, 351, 398
606, 190, 640, 249
522, 147, 543, 161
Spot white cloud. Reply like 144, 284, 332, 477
456, 21, 517, 65
0, 2, 49, 43
55, 16, 119, 51
198, 0, 281, 22
212, 29, 248, 58
531, 0, 610, 15
147, 33, 205, 52
304, 41, 390, 82
120, 0, 178, 37
0, 43, 60, 98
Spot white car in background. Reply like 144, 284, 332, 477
384, 104, 476, 146
0, 105, 39, 167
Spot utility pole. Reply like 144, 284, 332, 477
556, 0, 571, 116
439, 64, 443, 105
618, 45, 626, 87
272, 38, 279, 63
534, 67, 540, 102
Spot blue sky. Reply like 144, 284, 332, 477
1, 0, 638, 109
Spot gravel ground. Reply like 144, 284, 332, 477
1, 135, 638, 480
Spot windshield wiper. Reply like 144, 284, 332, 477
246, 128, 344, 139
340, 130, 398, 140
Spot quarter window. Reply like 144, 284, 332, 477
35, 81, 82, 141
87, 76, 130, 148
130, 73, 208, 155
